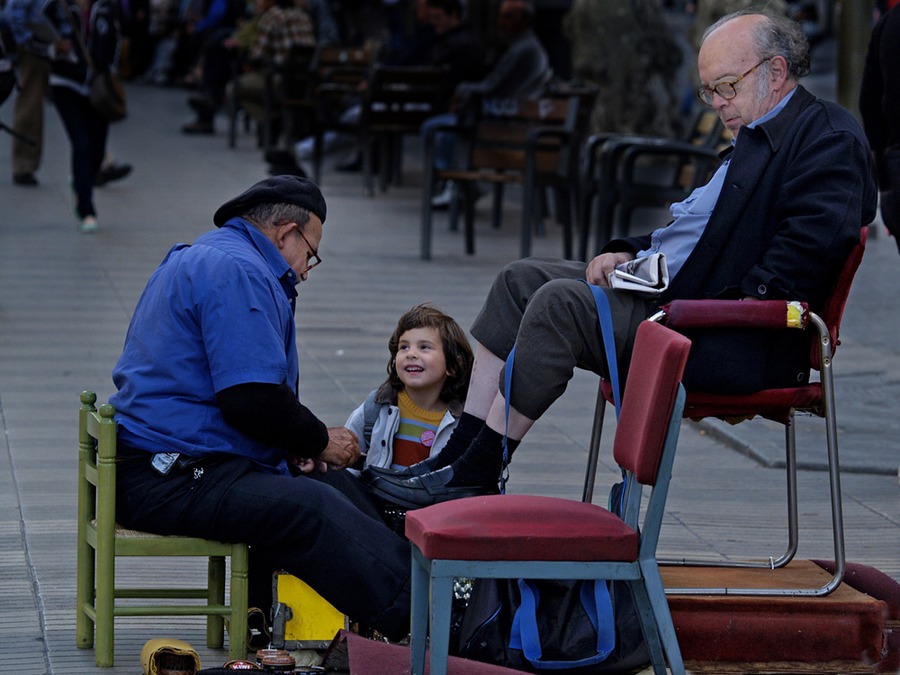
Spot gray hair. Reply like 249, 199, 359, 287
703, 9, 811, 81
243, 203, 312, 230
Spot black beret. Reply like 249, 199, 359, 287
213, 175, 327, 227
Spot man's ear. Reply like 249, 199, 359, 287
769, 55, 789, 85
273, 221, 295, 249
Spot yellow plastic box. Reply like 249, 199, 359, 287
270, 573, 347, 650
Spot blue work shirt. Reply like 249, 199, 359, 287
639, 89, 797, 280
111, 218, 300, 475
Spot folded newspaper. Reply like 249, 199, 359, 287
608, 252, 669, 296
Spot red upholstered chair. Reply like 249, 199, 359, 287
405, 320, 691, 675
583, 227, 868, 597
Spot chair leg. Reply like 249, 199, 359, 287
558, 187, 575, 260
208, 556, 226, 649
94, 544, 115, 666
520, 179, 535, 259
462, 184, 477, 255
229, 544, 250, 661
638, 561, 686, 675
428, 574, 455, 675
776, 416, 800, 568
420, 170, 436, 260
582, 381, 608, 503
628, 578, 667, 675
579, 189, 595, 261
75, 540, 95, 648
491, 183, 503, 230
363, 134, 375, 197
409, 550, 430, 675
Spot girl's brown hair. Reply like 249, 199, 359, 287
386, 303, 474, 403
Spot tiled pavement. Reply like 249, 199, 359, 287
1, 77, 898, 674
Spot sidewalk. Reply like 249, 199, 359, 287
0, 80, 897, 675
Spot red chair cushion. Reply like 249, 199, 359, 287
682, 384, 823, 423
405, 494, 638, 562
600, 379, 823, 425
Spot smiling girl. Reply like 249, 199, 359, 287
345, 304, 473, 471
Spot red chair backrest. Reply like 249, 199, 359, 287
813, 226, 868, 369
613, 321, 691, 485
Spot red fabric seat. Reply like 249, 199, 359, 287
405, 494, 638, 562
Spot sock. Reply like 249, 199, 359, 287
448, 426, 520, 487
427, 412, 484, 469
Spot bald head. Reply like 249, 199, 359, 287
697, 11, 806, 138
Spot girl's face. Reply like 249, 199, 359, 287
395, 327, 448, 394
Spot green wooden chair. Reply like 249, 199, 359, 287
76, 391, 250, 666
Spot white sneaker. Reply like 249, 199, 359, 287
431, 182, 456, 210
79, 215, 98, 233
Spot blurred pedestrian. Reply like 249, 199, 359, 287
44, 0, 122, 231
3, 0, 53, 186
860, 2, 900, 253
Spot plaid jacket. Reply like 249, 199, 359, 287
248, 4, 315, 67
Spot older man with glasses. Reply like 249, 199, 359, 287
110, 175, 412, 641
369, 9, 879, 509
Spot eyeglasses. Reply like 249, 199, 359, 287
696, 58, 769, 106
293, 225, 322, 271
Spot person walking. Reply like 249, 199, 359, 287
860, 2, 900, 253
43, 0, 122, 231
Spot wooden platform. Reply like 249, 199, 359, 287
662, 560, 890, 672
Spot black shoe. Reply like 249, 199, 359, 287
187, 95, 216, 115
13, 172, 38, 186
361, 454, 443, 482
182, 120, 215, 135
95, 162, 132, 186
264, 149, 296, 166
367, 466, 497, 509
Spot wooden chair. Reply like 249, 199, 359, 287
406, 320, 691, 675
420, 94, 582, 260
309, 43, 378, 184
582, 227, 868, 597
579, 109, 727, 259
261, 43, 318, 155
357, 64, 452, 196
76, 391, 249, 667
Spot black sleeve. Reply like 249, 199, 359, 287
216, 382, 329, 459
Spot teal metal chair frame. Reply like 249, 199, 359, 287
76, 391, 250, 666
406, 321, 691, 675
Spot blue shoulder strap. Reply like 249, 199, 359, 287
580, 280, 621, 419
501, 282, 622, 492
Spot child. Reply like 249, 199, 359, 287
345, 303, 473, 471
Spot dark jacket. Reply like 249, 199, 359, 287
605, 86, 877, 393
45, 0, 118, 92
431, 21, 487, 93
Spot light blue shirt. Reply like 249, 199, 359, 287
638, 89, 797, 280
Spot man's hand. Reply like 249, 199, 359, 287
318, 427, 361, 471
585, 252, 635, 287
293, 456, 327, 474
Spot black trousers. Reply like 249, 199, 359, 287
115, 447, 411, 640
